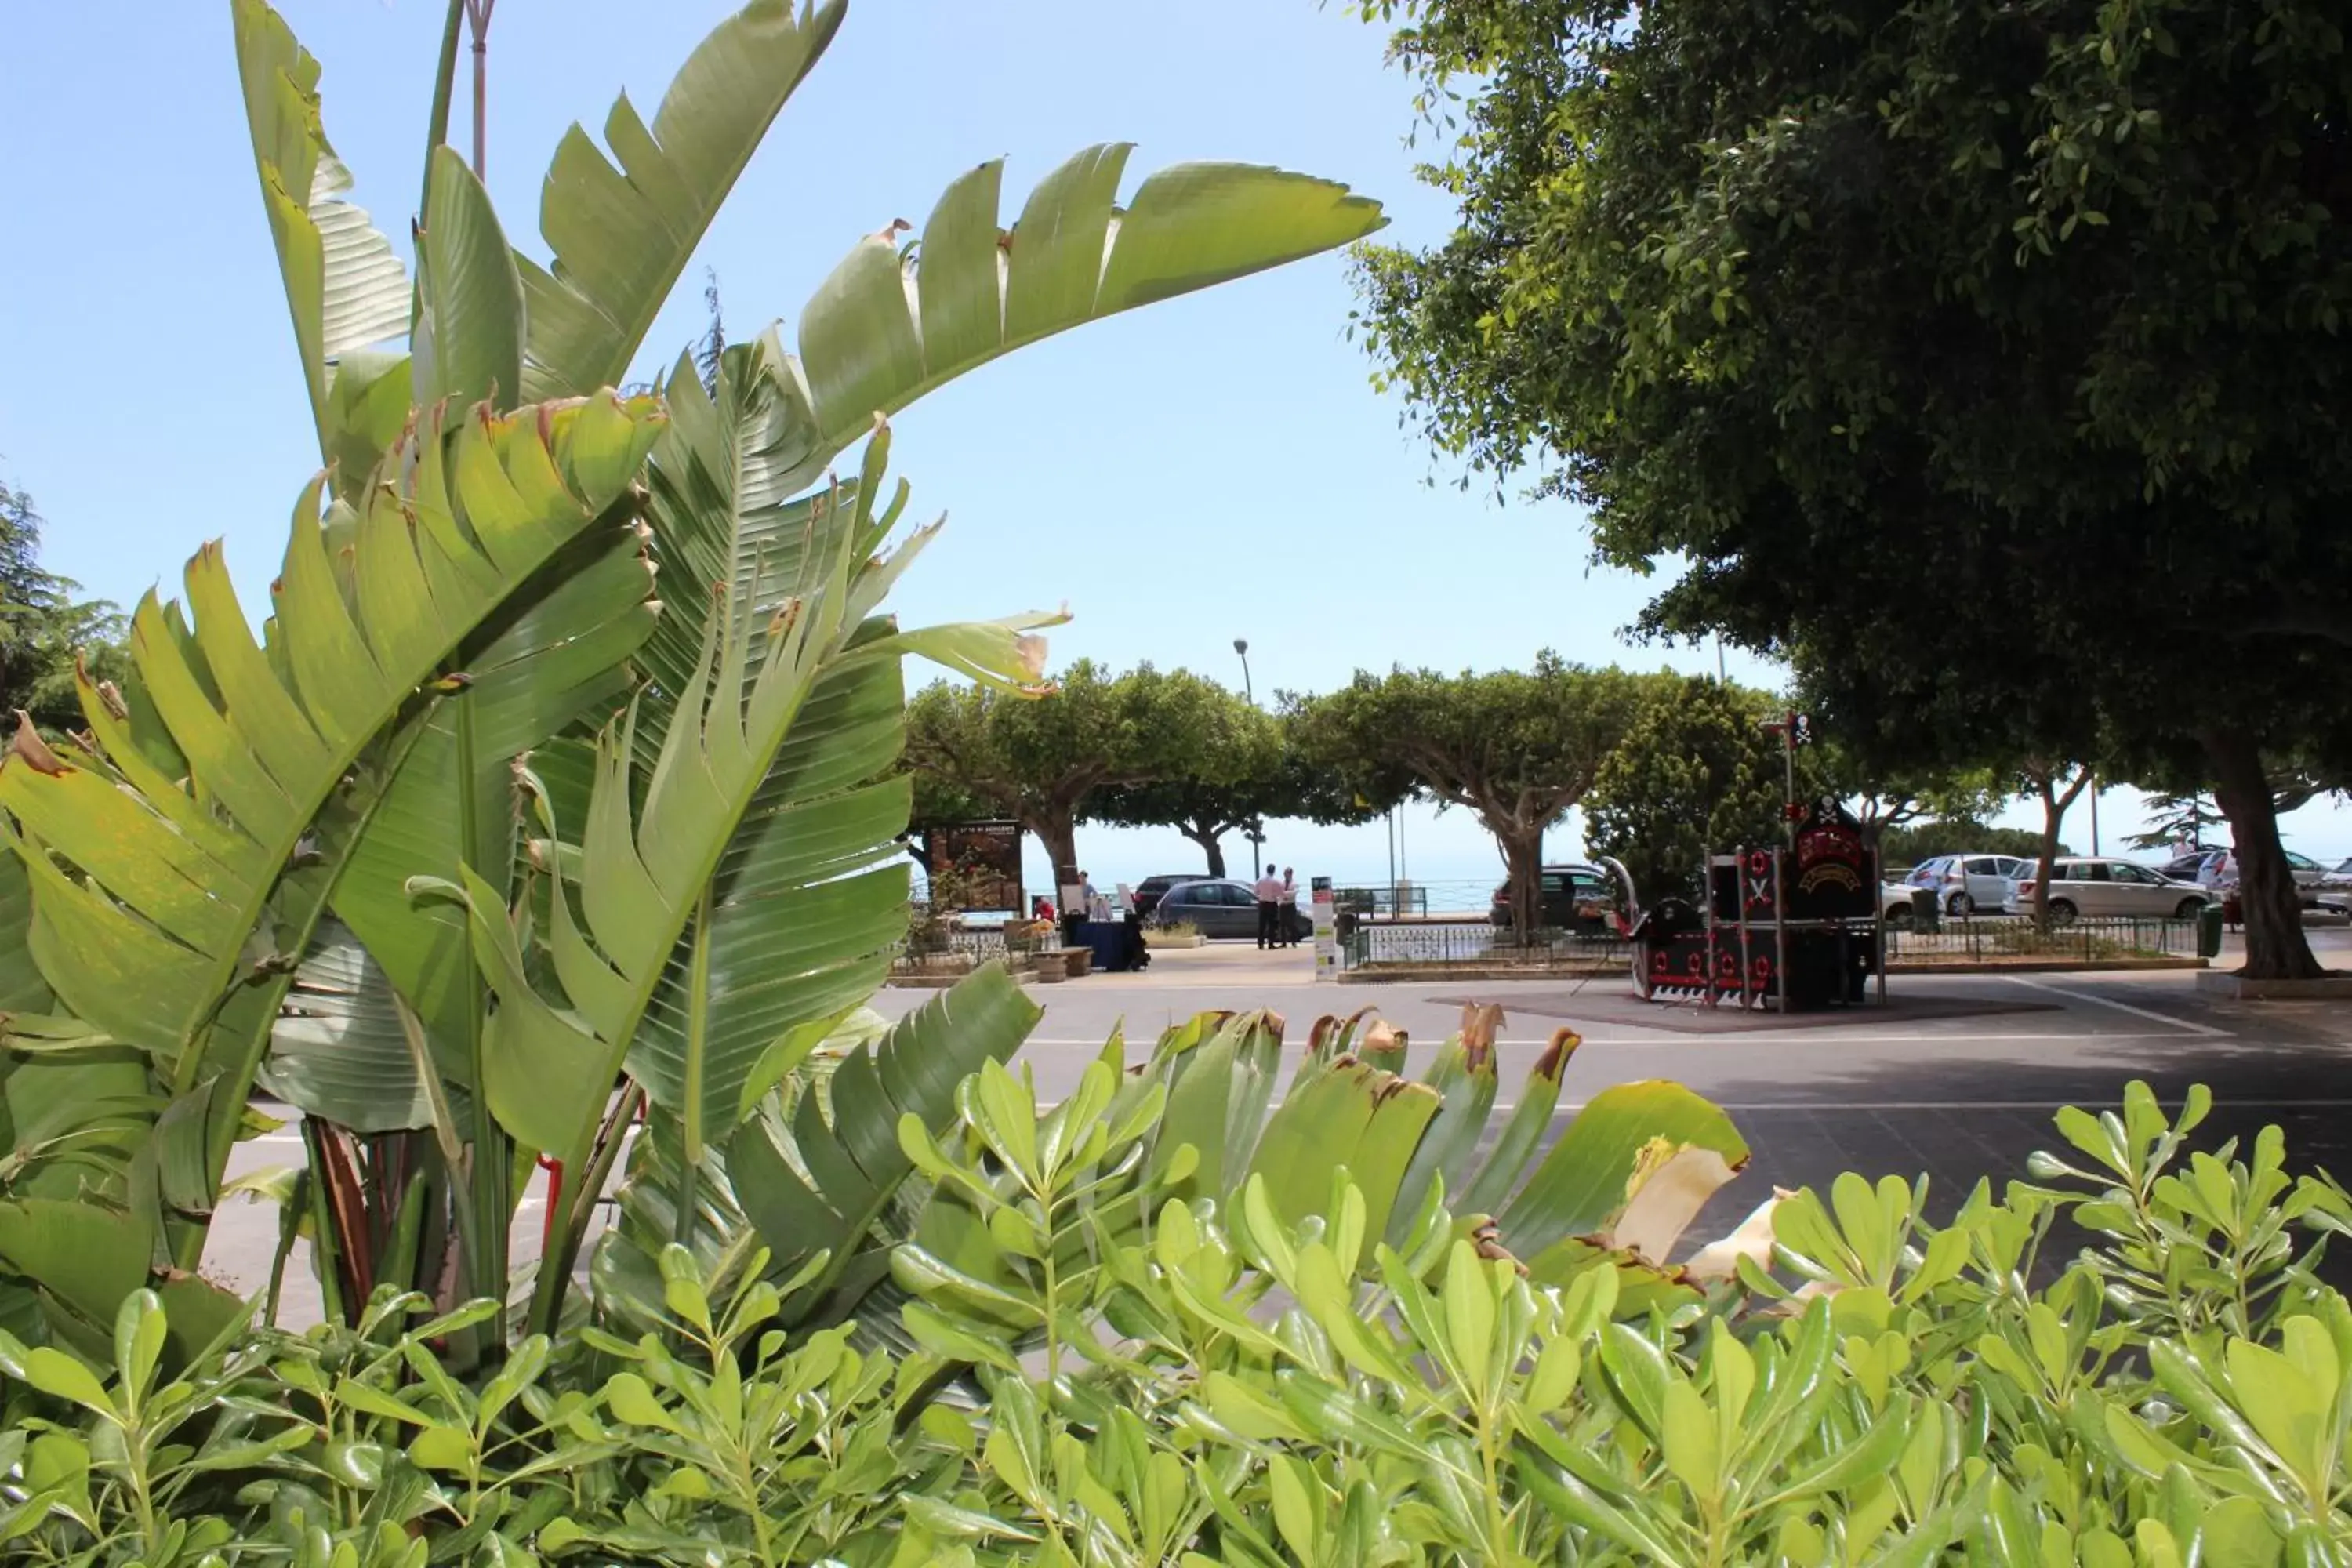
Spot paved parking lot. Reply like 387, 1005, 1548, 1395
214, 931, 2352, 1323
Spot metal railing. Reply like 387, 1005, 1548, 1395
1340, 918, 1632, 971
894, 923, 1047, 967
1886, 916, 2200, 962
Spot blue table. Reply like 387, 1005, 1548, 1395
1076, 920, 1137, 972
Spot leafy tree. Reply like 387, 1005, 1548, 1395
1088, 697, 1276, 878
1799, 663, 2005, 850
1878, 820, 2061, 868
2127, 792, 2230, 855
1091, 706, 1403, 877
1290, 654, 1642, 933
1352, 0, 2352, 977
1584, 677, 1802, 902
904, 661, 1237, 884
0, 477, 129, 735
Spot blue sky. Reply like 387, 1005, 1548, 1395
3, 0, 2343, 893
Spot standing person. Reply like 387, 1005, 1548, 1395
1252, 865, 1286, 949
1279, 867, 1300, 947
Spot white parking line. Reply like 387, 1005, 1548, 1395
2003, 976, 2227, 1036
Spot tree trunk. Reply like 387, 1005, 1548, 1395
1499, 830, 1544, 946
1032, 809, 1080, 905
2029, 770, 2089, 932
2205, 726, 2324, 980
2031, 794, 2062, 931
1179, 818, 1228, 878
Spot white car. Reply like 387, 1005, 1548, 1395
2006, 858, 2212, 922
1904, 853, 2030, 916
1880, 881, 1926, 925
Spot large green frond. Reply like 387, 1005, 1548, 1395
259, 922, 434, 1134
416, 147, 524, 412
757, 147, 1386, 498
728, 965, 1040, 1324
448, 421, 1050, 1171
0, 394, 663, 1258
328, 523, 658, 1074
520, 0, 848, 401
230, 0, 412, 464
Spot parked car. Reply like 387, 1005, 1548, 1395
1489, 863, 1614, 931
1151, 878, 1310, 942
2164, 848, 2337, 909
2005, 858, 2212, 922
1880, 881, 1926, 925
1904, 853, 2030, 916
1132, 873, 1202, 918
2165, 846, 2330, 889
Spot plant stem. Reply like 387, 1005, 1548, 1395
467, 0, 496, 178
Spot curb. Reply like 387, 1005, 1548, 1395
1886, 957, 2208, 975
2194, 971, 2352, 1000
1338, 965, 1623, 985
1332, 956, 2209, 985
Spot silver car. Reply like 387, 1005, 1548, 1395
2006, 858, 2212, 922
1905, 853, 2030, 916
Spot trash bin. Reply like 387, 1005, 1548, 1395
1910, 887, 1939, 932
2197, 903, 2223, 959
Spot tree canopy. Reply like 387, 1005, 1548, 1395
903, 660, 1238, 884
1290, 653, 1642, 932
1089, 706, 1399, 878
0, 477, 127, 735
1354, 0, 2352, 975
1583, 677, 1798, 902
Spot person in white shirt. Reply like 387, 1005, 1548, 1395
1279, 868, 1299, 948
1252, 867, 1287, 949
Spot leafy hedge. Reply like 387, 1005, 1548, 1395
3, 1073, 2348, 1566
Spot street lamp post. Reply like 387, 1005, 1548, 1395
1234, 638, 1260, 879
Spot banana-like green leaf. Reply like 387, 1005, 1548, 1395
416, 147, 524, 412
1385, 1024, 1501, 1247
760, 146, 1387, 499
330, 522, 658, 1074
728, 964, 1040, 1324
1458, 1028, 1578, 1219
1500, 1080, 1751, 1263
520, 0, 847, 402
0, 394, 663, 1266
1149, 1012, 1281, 1202
449, 424, 1050, 1185
259, 923, 433, 1134
0, 1200, 150, 1354
1243, 1059, 1439, 1243
1134, 1010, 1743, 1298
230, 0, 412, 466
0, 850, 53, 1015
0, 851, 151, 1223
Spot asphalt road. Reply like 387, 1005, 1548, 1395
213, 931, 2352, 1326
